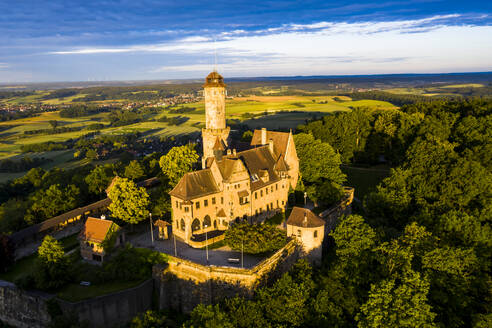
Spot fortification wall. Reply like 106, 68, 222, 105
57, 279, 153, 328
0, 279, 153, 328
153, 239, 301, 313
0, 280, 51, 328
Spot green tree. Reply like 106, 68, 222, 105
224, 223, 287, 254
26, 184, 80, 224
357, 271, 436, 328
85, 164, 115, 195
185, 304, 234, 328
34, 236, 69, 290
256, 273, 310, 327
124, 160, 145, 181
85, 149, 97, 161
130, 310, 176, 328
159, 144, 198, 186
107, 177, 150, 225
293, 133, 345, 184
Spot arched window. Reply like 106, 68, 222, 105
180, 219, 186, 231
203, 215, 211, 228
213, 220, 218, 229
314, 230, 318, 238
192, 218, 201, 232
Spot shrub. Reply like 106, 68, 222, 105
225, 223, 287, 254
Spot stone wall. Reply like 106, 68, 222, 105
0, 280, 51, 328
0, 279, 153, 328
153, 239, 301, 313
57, 279, 153, 328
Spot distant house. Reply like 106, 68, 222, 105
286, 207, 325, 264
79, 217, 125, 263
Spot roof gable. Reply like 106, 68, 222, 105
169, 169, 220, 200
251, 130, 290, 157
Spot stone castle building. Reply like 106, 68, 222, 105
170, 71, 299, 247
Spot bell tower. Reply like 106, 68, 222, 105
202, 71, 230, 167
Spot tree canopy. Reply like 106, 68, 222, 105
107, 177, 150, 225
159, 144, 198, 186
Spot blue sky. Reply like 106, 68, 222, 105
0, 0, 491, 82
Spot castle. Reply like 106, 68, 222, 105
169, 71, 299, 247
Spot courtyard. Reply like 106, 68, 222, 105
129, 226, 266, 269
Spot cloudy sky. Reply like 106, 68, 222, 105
0, 0, 491, 82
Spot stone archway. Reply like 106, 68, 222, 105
192, 218, 201, 232
203, 215, 211, 229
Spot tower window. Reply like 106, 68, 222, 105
314, 230, 318, 238
204, 199, 208, 207
196, 202, 200, 209
212, 197, 216, 205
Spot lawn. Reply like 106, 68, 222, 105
341, 165, 390, 201
57, 279, 147, 302
0, 254, 37, 282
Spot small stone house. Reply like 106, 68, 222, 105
286, 207, 325, 263
79, 217, 125, 263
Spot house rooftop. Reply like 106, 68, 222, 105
287, 207, 325, 228
80, 217, 119, 243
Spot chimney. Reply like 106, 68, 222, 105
268, 139, 274, 154
261, 128, 267, 145
303, 212, 307, 227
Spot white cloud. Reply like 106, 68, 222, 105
49, 14, 492, 75
0, 63, 8, 69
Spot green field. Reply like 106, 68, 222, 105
0, 95, 396, 180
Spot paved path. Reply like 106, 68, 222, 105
128, 228, 265, 269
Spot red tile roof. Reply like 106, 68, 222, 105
80, 217, 120, 243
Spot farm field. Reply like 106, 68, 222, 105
0, 95, 397, 180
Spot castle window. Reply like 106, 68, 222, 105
212, 197, 216, 205
314, 230, 318, 238
251, 174, 259, 182
196, 201, 200, 209
266, 188, 268, 195
175, 201, 178, 208
276, 184, 278, 190
180, 219, 185, 231
282, 200, 285, 205
282, 184, 285, 189
184, 206, 189, 213
204, 199, 208, 207
271, 186, 273, 192
260, 190, 263, 197
221, 197, 224, 204
255, 192, 257, 199
297, 230, 302, 237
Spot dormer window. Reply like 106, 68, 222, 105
251, 174, 259, 182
